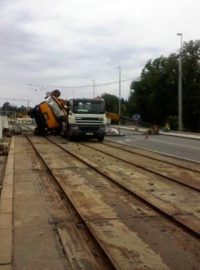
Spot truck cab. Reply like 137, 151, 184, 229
61, 98, 106, 141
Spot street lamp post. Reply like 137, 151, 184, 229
117, 66, 121, 134
92, 80, 95, 98
177, 33, 183, 131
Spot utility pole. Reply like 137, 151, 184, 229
117, 66, 121, 134
92, 80, 95, 98
0, 114, 2, 139
177, 33, 183, 131
27, 99, 30, 107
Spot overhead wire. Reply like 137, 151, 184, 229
0, 97, 29, 101
28, 77, 134, 91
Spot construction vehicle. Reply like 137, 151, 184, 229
61, 98, 107, 141
28, 90, 68, 135
28, 92, 106, 141
106, 112, 120, 123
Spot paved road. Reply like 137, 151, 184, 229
106, 129, 200, 162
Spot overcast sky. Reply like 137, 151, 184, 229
0, 0, 199, 106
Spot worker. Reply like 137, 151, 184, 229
145, 124, 159, 139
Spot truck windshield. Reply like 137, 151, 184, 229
73, 100, 105, 114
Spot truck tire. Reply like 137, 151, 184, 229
97, 135, 104, 142
60, 123, 69, 139
34, 127, 46, 136
61, 129, 68, 138
61, 129, 73, 141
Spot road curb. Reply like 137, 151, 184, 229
0, 137, 14, 268
111, 126, 200, 140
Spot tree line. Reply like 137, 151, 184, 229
102, 40, 200, 132
0, 102, 27, 117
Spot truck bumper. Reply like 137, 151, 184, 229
68, 125, 106, 138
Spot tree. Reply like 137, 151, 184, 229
181, 40, 200, 131
0, 103, 27, 117
101, 93, 128, 116
129, 40, 200, 131
2, 102, 12, 111
129, 55, 178, 125
101, 93, 119, 113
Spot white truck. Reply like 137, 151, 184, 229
61, 98, 107, 141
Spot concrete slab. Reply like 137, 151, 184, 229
4, 158, 14, 171
86, 217, 200, 270
0, 198, 12, 214
0, 228, 12, 264
0, 138, 14, 267
2, 171, 14, 186
0, 185, 13, 199
0, 213, 12, 229
13, 136, 67, 270
0, 265, 12, 270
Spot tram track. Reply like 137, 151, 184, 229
81, 141, 200, 192
19, 127, 200, 208
24, 134, 116, 270
104, 139, 200, 172
45, 136, 200, 236
15, 130, 200, 269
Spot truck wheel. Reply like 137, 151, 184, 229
61, 127, 69, 139
61, 123, 69, 139
97, 136, 104, 142
61, 129, 73, 141
34, 127, 46, 136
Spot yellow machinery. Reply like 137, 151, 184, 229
39, 101, 60, 129
28, 92, 68, 135
106, 112, 120, 122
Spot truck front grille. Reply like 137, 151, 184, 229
75, 117, 104, 124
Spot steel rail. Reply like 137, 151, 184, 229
24, 134, 117, 270
18, 126, 200, 237
104, 139, 200, 171
81, 142, 200, 192
45, 136, 200, 237
19, 127, 200, 191
21, 124, 200, 167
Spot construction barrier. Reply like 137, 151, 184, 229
0, 115, 8, 139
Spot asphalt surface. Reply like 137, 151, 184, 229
106, 129, 200, 162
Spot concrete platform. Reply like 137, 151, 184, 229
0, 138, 14, 268
0, 137, 68, 270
